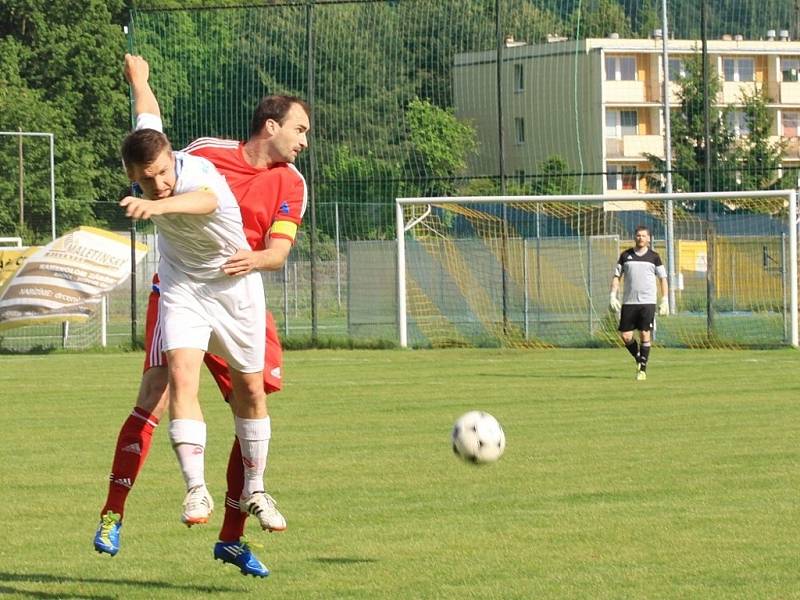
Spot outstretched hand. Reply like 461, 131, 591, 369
120, 196, 162, 220
124, 53, 149, 86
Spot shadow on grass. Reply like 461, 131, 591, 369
312, 557, 378, 565
0, 572, 238, 595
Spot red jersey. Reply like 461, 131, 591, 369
181, 137, 307, 251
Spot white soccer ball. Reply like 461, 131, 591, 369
451, 411, 506, 464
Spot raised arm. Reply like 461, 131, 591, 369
120, 191, 217, 220
124, 53, 161, 119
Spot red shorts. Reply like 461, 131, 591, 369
143, 274, 283, 397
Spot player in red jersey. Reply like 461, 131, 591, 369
94, 54, 309, 578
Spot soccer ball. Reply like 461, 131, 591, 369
451, 411, 506, 464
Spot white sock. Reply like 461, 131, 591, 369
234, 416, 271, 497
169, 419, 206, 490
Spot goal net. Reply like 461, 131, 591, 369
395, 190, 798, 349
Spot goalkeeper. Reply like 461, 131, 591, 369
608, 225, 669, 381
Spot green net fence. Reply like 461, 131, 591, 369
3, 0, 800, 349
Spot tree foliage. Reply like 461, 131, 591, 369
0, 0, 129, 243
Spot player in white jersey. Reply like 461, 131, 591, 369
609, 225, 669, 381
119, 73, 271, 529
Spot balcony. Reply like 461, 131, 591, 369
721, 81, 757, 104
604, 80, 647, 103
606, 135, 665, 159
779, 82, 800, 104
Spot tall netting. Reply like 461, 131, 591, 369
113, 1, 800, 348
394, 192, 796, 348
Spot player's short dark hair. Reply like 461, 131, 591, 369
634, 224, 650, 235
121, 129, 172, 168
250, 95, 311, 136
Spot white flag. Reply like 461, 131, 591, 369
0, 227, 148, 329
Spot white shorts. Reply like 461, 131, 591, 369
158, 264, 266, 373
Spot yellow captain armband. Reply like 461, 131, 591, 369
270, 220, 298, 241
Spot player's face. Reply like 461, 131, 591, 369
127, 150, 176, 200
266, 103, 310, 164
634, 229, 650, 248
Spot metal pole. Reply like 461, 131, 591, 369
496, 0, 509, 336
18, 129, 24, 230
283, 262, 290, 337
587, 236, 593, 336
523, 237, 529, 339
335, 202, 341, 308
125, 20, 137, 347
781, 232, 788, 341
702, 0, 714, 337
661, 0, 677, 315
49, 134, 56, 241
789, 189, 798, 347
100, 295, 108, 348
306, 1, 319, 344
396, 200, 408, 347
536, 207, 542, 334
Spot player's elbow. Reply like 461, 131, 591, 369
198, 192, 218, 214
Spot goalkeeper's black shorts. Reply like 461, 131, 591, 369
618, 303, 656, 332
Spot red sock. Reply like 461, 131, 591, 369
218, 437, 247, 542
101, 407, 159, 519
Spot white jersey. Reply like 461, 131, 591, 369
135, 113, 248, 280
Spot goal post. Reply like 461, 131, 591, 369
396, 189, 798, 349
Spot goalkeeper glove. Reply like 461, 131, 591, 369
609, 292, 622, 312
658, 297, 669, 316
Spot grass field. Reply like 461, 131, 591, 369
1, 348, 799, 599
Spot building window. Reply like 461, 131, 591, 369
606, 165, 638, 191
781, 58, 800, 82
727, 110, 750, 136
783, 111, 800, 136
722, 57, 754, 82
605, 55, 636, 81
514, 169, 525, 185
668, 58, 686, 82
514, 117, 525, 144
514, 64, 524, 92
605, 109, 638, 138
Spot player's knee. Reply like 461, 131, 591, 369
620, 332, 633, 343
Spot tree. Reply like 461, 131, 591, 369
574, 0, 633, 38
647, 52, 786, 214
736, 87, 786, 192
0, 0, 130, 242
404, 98, 477, 197
530, 155, 580, 196
646, 52, 739, 204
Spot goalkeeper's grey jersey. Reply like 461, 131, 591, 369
614, 247, 667, 305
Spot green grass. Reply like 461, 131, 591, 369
1, 348, 798, 599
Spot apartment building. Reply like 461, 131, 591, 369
453, 33, 800, 207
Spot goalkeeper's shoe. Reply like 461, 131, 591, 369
214, 538, 270, 577
240, 492, 287, 532
636, 364, 647, 381
94, 511, 122, 556
181, 484, 214, 527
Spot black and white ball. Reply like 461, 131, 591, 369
451, 411, 505, 464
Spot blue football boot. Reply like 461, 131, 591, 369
94, 511, 122, 556
214, 538, 270, 577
